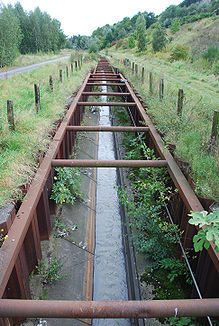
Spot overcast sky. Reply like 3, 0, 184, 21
1, 0, 182, 36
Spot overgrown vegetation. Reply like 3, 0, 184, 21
113, 120, 196, 323
0, 53, 96, 207
51, 167, 83, 205
0, 2, 66, 67
107, 51, 219, 201
35, 256, 64, 284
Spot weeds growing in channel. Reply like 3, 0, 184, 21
107, 50, 219, 201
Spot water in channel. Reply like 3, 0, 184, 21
92, 88, 130, 326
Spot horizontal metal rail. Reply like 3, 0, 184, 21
0, 299, 218, 319
66, 126, 149, 132
86, 82, 125, 86
51, 159, 167, 168
78, 101, 135, 106
82, 92, 130, 96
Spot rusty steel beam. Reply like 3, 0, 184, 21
66, 126, 149, 132
51, 159, 167, 168
88, 78, 121, 81
87, 83, 125, 86
90, 74, 119, 77
0, 299, 218, 319
82, 92, 130, 96
78, 102, 135, 107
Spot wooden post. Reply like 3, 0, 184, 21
59, 69, 63, 82
75, 61, 78, 71
135, 64, 138, 76
159, 79, 164, 100
7, 100, 15, 131
49, 75, 53, 92
66, 66, 69, 78
210, 110, 219, 146
177, 88, 184, 116
34, 84, 40, 113
71, 63, 73, 73
141, 67, 145, 83
149, 72, 153, 94
78, 60, 81, 70
132, 62, 135, 74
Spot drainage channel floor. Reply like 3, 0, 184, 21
22, 108, 98, 326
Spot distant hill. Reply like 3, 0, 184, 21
66, 0, 218, 52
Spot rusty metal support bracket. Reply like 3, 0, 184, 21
0, 299, 218, 319
51, 159, 167, 168
66, 126, 149, 132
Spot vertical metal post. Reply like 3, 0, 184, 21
132, 62, 134, 74
75, 61, 78, 71
59, 70, 63, 83
66, 66, 69, 78
177, 89, 184, 116
159, 79, 164, 100
49, 75, 53, 92
71, 63, 73, 73
7, 100, 15, 131
34, 84, 40, 113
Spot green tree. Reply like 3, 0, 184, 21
170, 18, 181, 33
152, 24, 167, 52
128, 35, 135, 49
136, 15, 147, 52
0, 4, 22, 66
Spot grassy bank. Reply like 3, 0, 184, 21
106, 49, 219, 201
0, 52, 96, 207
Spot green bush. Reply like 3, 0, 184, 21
203, 46, 219, 62
170, 45, 189, 61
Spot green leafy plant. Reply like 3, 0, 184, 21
51, 167, 83, 205
0, 228, 8, 247
36, 256, 64, 284
54, 218, 70, 238
169, 317, 197, 326
188, 210, 219, 252
170, 45, 189, 61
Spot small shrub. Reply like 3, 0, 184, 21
203, 46, 219, 62
51, 167, 83, 205
170, 45, 189, 61
212, 61, 219, 75
36, 256, 64, 284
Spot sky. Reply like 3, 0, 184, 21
1, 0, 182, 37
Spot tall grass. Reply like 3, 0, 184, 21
0, 53, 96, 207
107, 50, 219, 201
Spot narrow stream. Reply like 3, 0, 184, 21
92, 89, 130, 326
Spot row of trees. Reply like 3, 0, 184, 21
67, 0, 218, 53
0, 2, 66, 67
67, 11, 157, 51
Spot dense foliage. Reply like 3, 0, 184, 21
0, 2, 66, 66
67, 0, 218, 53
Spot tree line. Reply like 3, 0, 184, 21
67, 0, 218, 52
0, 2, 66, 67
